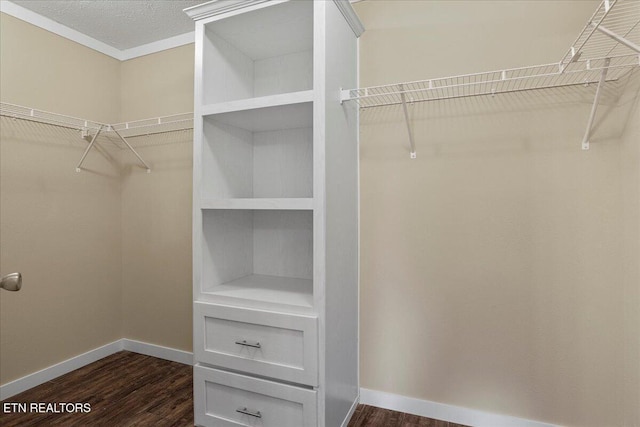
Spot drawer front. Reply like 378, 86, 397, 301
194, 302, 318, 386
194, 364, 317, 427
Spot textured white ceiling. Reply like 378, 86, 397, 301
11, 0, 203, 49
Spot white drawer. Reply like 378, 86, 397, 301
194, 302, 318, 386
194, 364, 317, 427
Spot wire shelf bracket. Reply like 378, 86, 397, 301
399, 84, 417, 159
75, 124, 152, 173
341, 0, 640, 158
110, 126, 152, 173
76, 124, 105, 172
582, 58, 611, 150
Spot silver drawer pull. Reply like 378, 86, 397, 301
236, 407, 262, 418
235, 340, 261, 349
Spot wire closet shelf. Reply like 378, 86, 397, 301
340, 0, 640, 156
560, 0, 640, 67
0, 102, 194, 173
0, 103, 194, 138
341, 54, 638, 108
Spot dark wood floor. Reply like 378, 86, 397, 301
1, 351, 467, 427
349, 405, 468, 427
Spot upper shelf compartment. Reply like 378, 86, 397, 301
202, 0, 314, 105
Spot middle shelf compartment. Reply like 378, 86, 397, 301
201, 209, 314, 312
201, 99, 313, 200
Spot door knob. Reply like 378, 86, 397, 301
1, 272, 22, 291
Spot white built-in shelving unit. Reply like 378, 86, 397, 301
185, 1, 363, 426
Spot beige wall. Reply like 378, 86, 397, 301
119, 45, 194, 352
621, 83, 640, 427
354, 1, 639, 427
0, 14, 120, 123
119, 45, 195, 121
0, 15, 194, 384
0, 13, 122, 384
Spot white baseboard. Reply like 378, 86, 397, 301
360, 388, 557, 427
121, 339, 193, 366
0, 339, 194, 400
341, 393, 360, 427
0, 340, 123, 401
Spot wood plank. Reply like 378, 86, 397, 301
347, 405, 471, 427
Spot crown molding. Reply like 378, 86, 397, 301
184, 0, 364, 38
0, 0, 194, 61
183, 0, 271, 21
120, 32, 195, 61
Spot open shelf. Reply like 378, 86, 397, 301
202, 95, 313, 132
202, 102, 313, 200
202, 198, 313, 211
201, 210, 313, 312
201, 90, 313, 117
202, 0, 314, 104
202, 274, 313, 311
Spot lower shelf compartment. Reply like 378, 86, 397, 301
201, 209, 314, 314
194, 364, 317, 427
202, 274, 313, 312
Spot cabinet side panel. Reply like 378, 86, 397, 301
202, 119, 254, 199
323, 2, 360, 426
